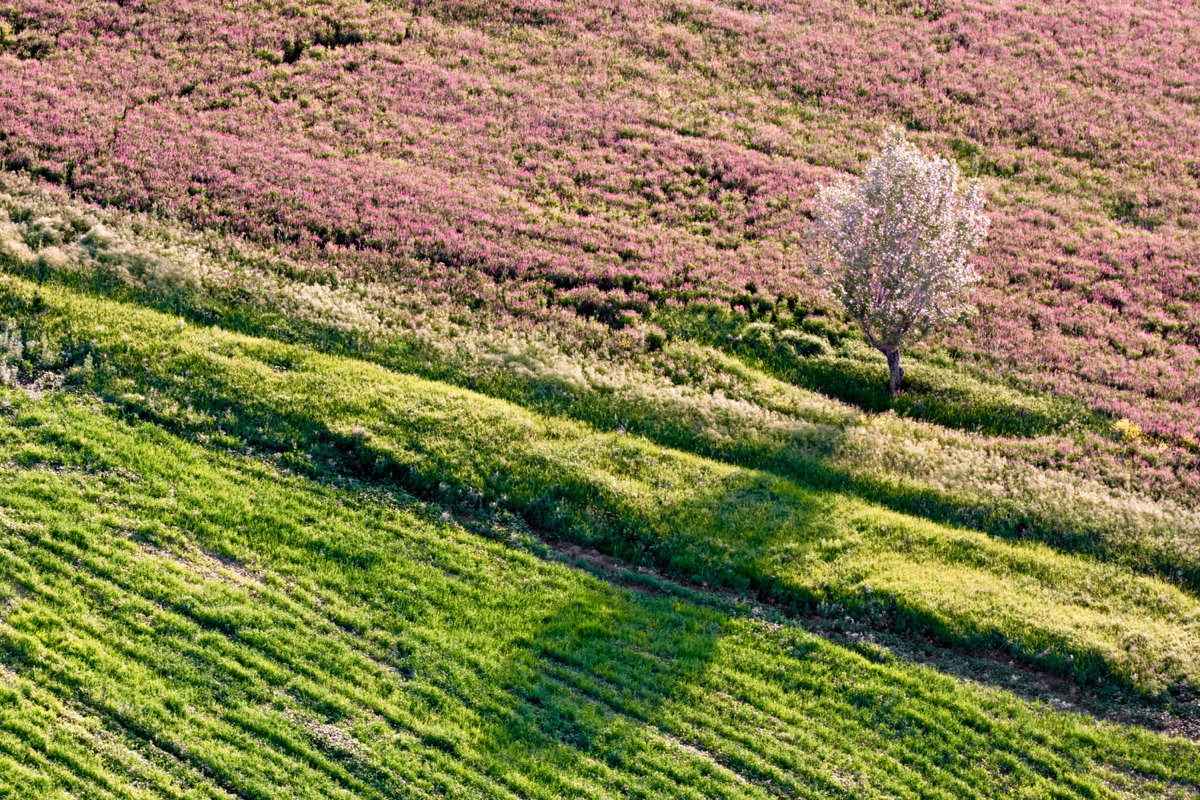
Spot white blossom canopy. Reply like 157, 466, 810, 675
808, 128, 989, 354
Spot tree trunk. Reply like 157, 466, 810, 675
884, 347, 904, 396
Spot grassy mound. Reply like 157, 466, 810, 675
3, 276, 1198, 697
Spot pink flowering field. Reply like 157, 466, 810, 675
1, 0, 1197, 438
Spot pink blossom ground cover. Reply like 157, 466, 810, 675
1, 0, 1198, 443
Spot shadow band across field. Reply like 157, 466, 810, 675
655, 305, 1111, 439
3, 276, 1200, 700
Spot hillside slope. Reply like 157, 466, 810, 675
1, 169, 1199, 795
1, 0, 1199, 797
1, 0, 1197, 444
0, 394, 1196, 798
0, 276, 1197, 699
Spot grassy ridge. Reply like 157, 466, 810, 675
0, 394, 1195, 798
4, 276, 1199, 696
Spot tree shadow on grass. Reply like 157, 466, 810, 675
477, 589, 741, 796
656, 305, 1110, 439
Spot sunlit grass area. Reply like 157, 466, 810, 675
0, 276, 1196, 700
4, 178, 1196, 592
0, 394, 1195, 798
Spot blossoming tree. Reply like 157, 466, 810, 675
808, 128, 989, 395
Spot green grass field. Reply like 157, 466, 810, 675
0, 395, 1196, 799
2, 276, 1198, 695
2, 177, 1200, 797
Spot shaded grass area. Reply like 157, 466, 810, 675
0, 394, 1197, 798
655, 304, 1110, 440
4, 277, 1199, 697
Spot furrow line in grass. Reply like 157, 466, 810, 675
556, 633, 1109, 800
296, 588, 692, 785
62, 572, 538, 800
0, 575, 710, 800
658, 710, 905, 800
97, 699, 360, 800
0, 741, 62, 800
7, 515, 390, 695
27, 577, 497, 800
533, 648, 806, 764
696, 657, 1068, 795
1, 540, 281, 694
699, 655, 1178, 798
54, 700, 239, 800
0, 535, 455, 799
530, 638, 883, 795
0, 525, 607, 800
329, 627, 719, 800
593, 733, 780, 800
37, 737, 138, 800
90, 531, 456, 718
208, 710, 389, 800
535, 641, 904, 794
0, 732, 113, 800
375, 669, 638, 800
0, 720, 92, 800
699, 667, 983, 790
718, 636, 1200, 793
362, 619, 744, 799
0, 494, 1190, 800
0, 624, 273, 800
541, 653, 911, 800
529, 664, 832, 799
52, 716, 229, 800
503, 693, 753, 800
535, 606, 974, 786
17, 631, 429, 800
0, 720, 135, 800
3, 403, 629, 723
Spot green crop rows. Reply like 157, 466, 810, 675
0, 394, 1192, 798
